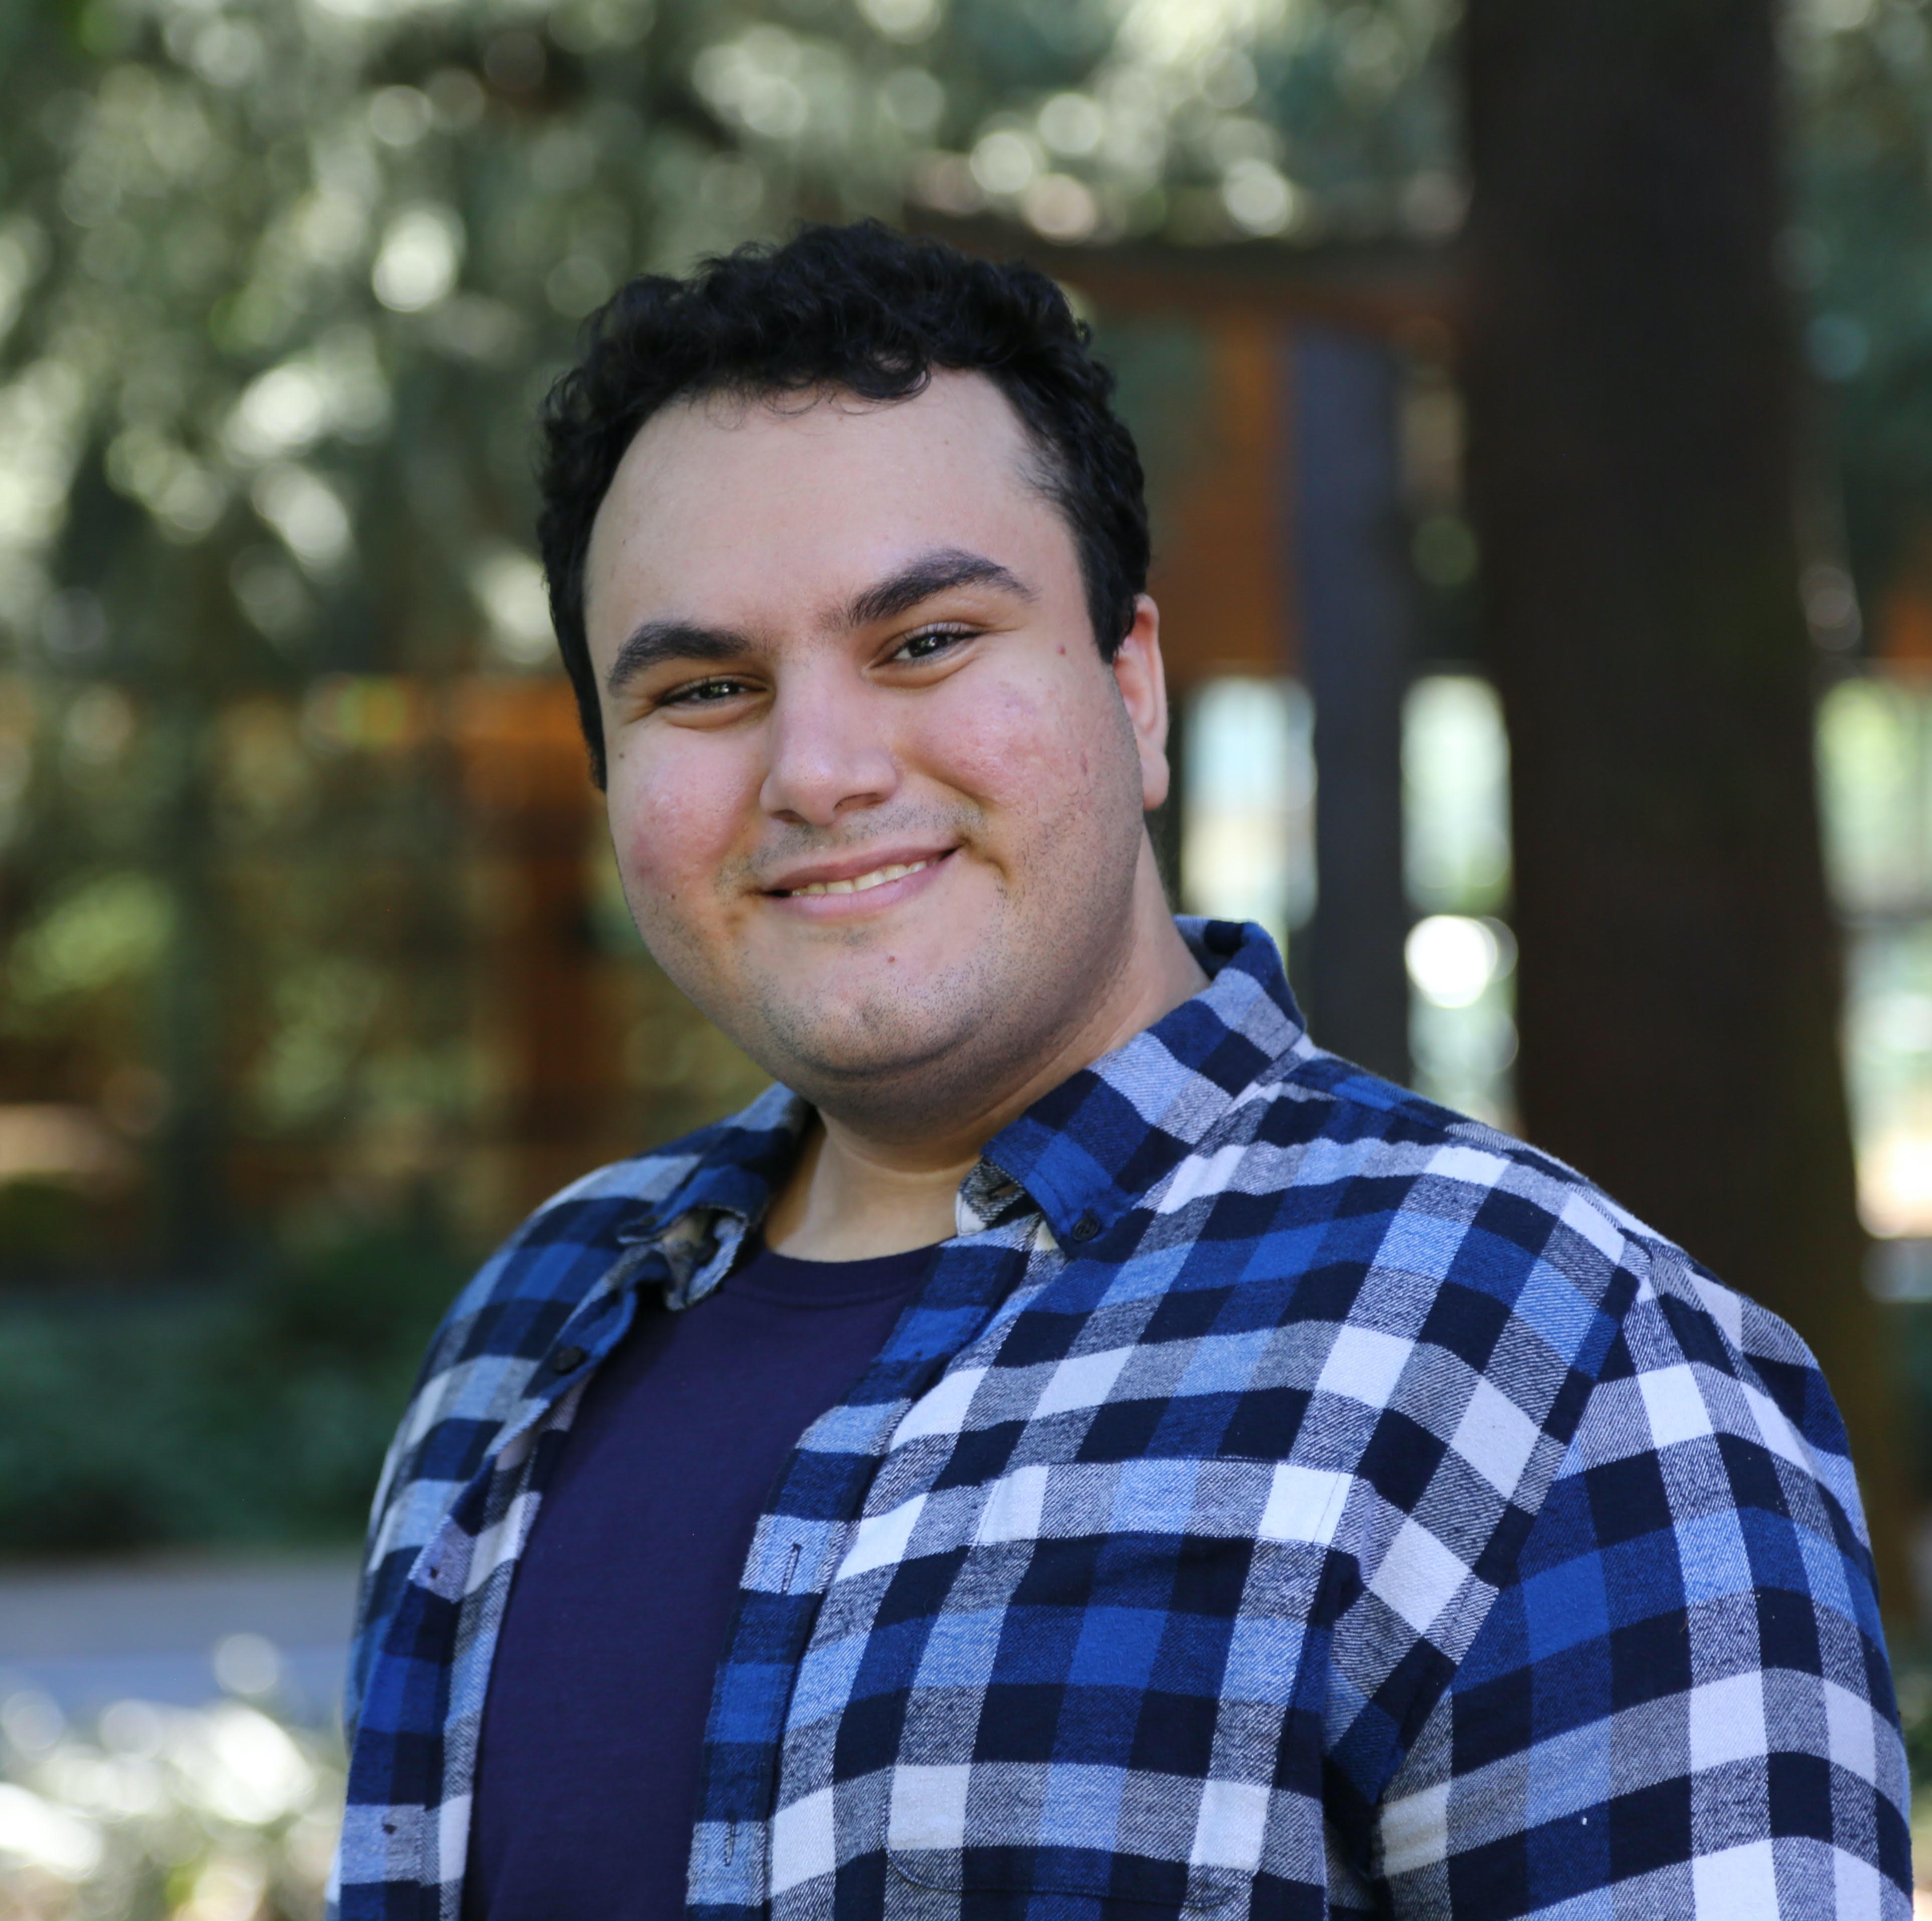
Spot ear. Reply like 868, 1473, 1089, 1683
1111, 595, 1171, 812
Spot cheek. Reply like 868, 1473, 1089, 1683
608, 746, 747, 907
919, 675, 1126, 820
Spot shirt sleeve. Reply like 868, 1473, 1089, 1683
1368, 1257, 1912, 1917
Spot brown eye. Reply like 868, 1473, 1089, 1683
666, 677, 752, 705
896, 627, 969, 662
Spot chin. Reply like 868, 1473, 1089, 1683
748, 973, 991, 1093
773, 1009, 968, 1089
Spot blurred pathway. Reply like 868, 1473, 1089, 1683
0, 1551, 359, 1725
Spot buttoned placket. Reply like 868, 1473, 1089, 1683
686, 1177, 1059, 1912
411, 1154, 1048, 1910
399, 1233, 667, 1896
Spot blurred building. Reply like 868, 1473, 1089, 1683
3, 228, 1486, 1275
17, 222, 1911, 1295
1821, 610, 1932, 1293
1019, 227, 1513, 1120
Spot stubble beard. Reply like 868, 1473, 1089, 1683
641, 758, 1151, 1140
751, 901, 1051, 1135
738, 826, 1146, 1141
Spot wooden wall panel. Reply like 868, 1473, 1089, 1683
1144, 314, 1293, 690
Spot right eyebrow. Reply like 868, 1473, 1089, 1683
603, 621, 753, 700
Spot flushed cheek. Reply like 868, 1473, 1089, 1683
608, 758, 750, 924
913, 678, 1121, 827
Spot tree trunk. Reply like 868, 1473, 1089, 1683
1462, 0, 1913, 1612
1292, 328, 1415, 1087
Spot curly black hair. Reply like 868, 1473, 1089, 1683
535, 220, 1151, 788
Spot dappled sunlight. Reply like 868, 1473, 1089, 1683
0, 1681, 340, 1920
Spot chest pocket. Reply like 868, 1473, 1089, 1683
865, 1456, 1343, 1920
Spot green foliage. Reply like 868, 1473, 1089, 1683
6, 869, 172, 1011
0, 0, 1455, 1546
0, 1229, 465, 1553
1793, 0, 1932, 598
0, 0, 1455, 694
0, 1177, 100, 1267
1881, 1298, 1932, 1495
0, 0, 1456, 1279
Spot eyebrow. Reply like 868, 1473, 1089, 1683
604, 621, 744, 699
603, 546, 1035, 699
842, 547, 1035, 629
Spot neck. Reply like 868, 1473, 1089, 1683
763, 848, 1207, 1260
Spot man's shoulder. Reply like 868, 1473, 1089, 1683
444, 1084, 792, 1323
356, 1090, 792, 1570
1196, 1043, 1655, 1283
1183, 1054, 1872, 1703
389, 1087, 788, 1418
1211, 1048, 1840, 1434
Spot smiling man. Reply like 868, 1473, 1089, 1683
587, 366, 1200, 1261
337, 225, 1908, 1920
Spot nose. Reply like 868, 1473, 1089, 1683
757, 670, 899, 828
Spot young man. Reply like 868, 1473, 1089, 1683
336, 224, 1908, 1918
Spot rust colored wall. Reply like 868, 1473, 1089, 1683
1146, 314, 1293, 692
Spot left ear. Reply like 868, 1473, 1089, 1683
1111, 595, 1171, 812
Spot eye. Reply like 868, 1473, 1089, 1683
893, 625, 972, 664
661, 674, 756, 707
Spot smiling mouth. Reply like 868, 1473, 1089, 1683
777, 856, 941, 898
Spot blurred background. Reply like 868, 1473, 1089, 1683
3, 0, 1932, 1909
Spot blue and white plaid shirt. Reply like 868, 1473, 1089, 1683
336, 919, 1909, 1919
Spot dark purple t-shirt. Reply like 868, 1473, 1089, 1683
462, 1234, 933, 1921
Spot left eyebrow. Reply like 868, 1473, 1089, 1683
604, 620, 751, 700
841, 547, 1036, 630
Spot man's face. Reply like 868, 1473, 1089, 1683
582, 371, 1169, 1122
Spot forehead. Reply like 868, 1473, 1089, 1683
583, 371, 1064, 637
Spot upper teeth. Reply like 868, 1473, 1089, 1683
789, 858, 933, 897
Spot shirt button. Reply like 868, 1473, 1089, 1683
1069, 1215, 1100, 1243
551, 1344, 587, 1373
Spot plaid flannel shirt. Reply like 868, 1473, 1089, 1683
336, 918, 1909, 1919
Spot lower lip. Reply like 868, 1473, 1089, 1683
764, 852, 955, 920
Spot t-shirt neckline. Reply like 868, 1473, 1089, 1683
725, 1233, 939, 1309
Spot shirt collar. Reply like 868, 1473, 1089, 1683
627, 918, 1308, 1282
979, 917, 1309, 1247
